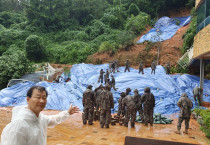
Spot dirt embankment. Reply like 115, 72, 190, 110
48, 9, 191, 80
87, 8, 191, 69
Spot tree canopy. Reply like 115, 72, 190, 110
0, 0, 195, 88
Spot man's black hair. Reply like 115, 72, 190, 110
27, 86, 48, 98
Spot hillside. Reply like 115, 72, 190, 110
87, 9, 191, 69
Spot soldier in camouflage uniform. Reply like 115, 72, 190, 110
105, 78, 111, 87
151, 61, 156, 74
117, 92, 126, 117
114, 59, 119, 72
139, 61, 144, 74
133, 89, 144, 123
124, 59, 130, 72
122, 93, 137, 128
94, 85, 103, 111
111, 62, 116, 73
175, 93, 193, 134
82, 85, 96, 125
126, 88, 131, 95
193, 86, 201, 106
141, 87, 155, 126
110, 75, 117, 91
98, 69, 105, 83
104, 69, 109, 85
99, 85, 114, 128
166, 62, 170, 75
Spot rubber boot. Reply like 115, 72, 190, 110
131, 123, 135, 128
83, 120, 87, 125
105, 124, 109, 128
183, 129, 188, 134
175, 129, 181, 134
100, 124, 104, 128
124, 123, 128, 127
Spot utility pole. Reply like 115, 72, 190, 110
156, 30, 161, 65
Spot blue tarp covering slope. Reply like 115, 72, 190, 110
0, 63, 209, 115
137, 16, 191, 43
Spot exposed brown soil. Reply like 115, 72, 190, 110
87, 9, 191, 69
49, 9, 191, 80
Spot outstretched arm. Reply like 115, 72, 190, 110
47, 104, 79, 128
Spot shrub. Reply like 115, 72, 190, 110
0, 51, 33, 89
74, 31, 89, 41
98, 41, 115, 53
192, 108, 210, 138
55, 30, 81, 42
128, 3, 140, 16
116, 30, 135, 50
125, 12, 150, 35
2, 44, 23, 56
181, 8, 196, 54
87, 20, 108, 40
25, 35, 46, 62
0, 12, 26, 28
58, 41, 93, 64
45, 44, 66, 63
0, 29, 28, 48
100, 6, 127, 29
0, 24, 5, 30
173, 18, 181, 25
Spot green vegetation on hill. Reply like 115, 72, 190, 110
0, 0, 195, 89
182, 8, 197, 54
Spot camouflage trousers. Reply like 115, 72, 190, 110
124, 67, 130, 72
124, 108, 136, 126
111, 67, 115, 73
166, 68, 170, 74
144, 108, 153, 125
151, 69, 155, 74
111, 84, 117, 91
83, 108, 94, 124
96, 101, 100, 111
194, 94, 200, 106
136, 108, 144, 123
177, 117, 190, 130
139, 69, 144, 74
98, 76, 103, 83
100, 109, 111, 126
117, 107, 125, 117
104, 77, 108, 84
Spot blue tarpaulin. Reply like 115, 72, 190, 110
0, 63, 209, 115
137, 16, 191, 43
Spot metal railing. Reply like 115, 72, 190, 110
177, 46, 194, 69
196, 16, 210, 33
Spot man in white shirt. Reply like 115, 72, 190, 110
1, 86, 79, 145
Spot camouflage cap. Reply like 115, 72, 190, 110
126, 88, 131, 93
87, 85, 93, 89
120, 92, 126, 97
134, 89, 138, 93
181, 92, 188, 98
144, 87, 150, 93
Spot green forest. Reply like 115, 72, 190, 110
0, 0, 195, 89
